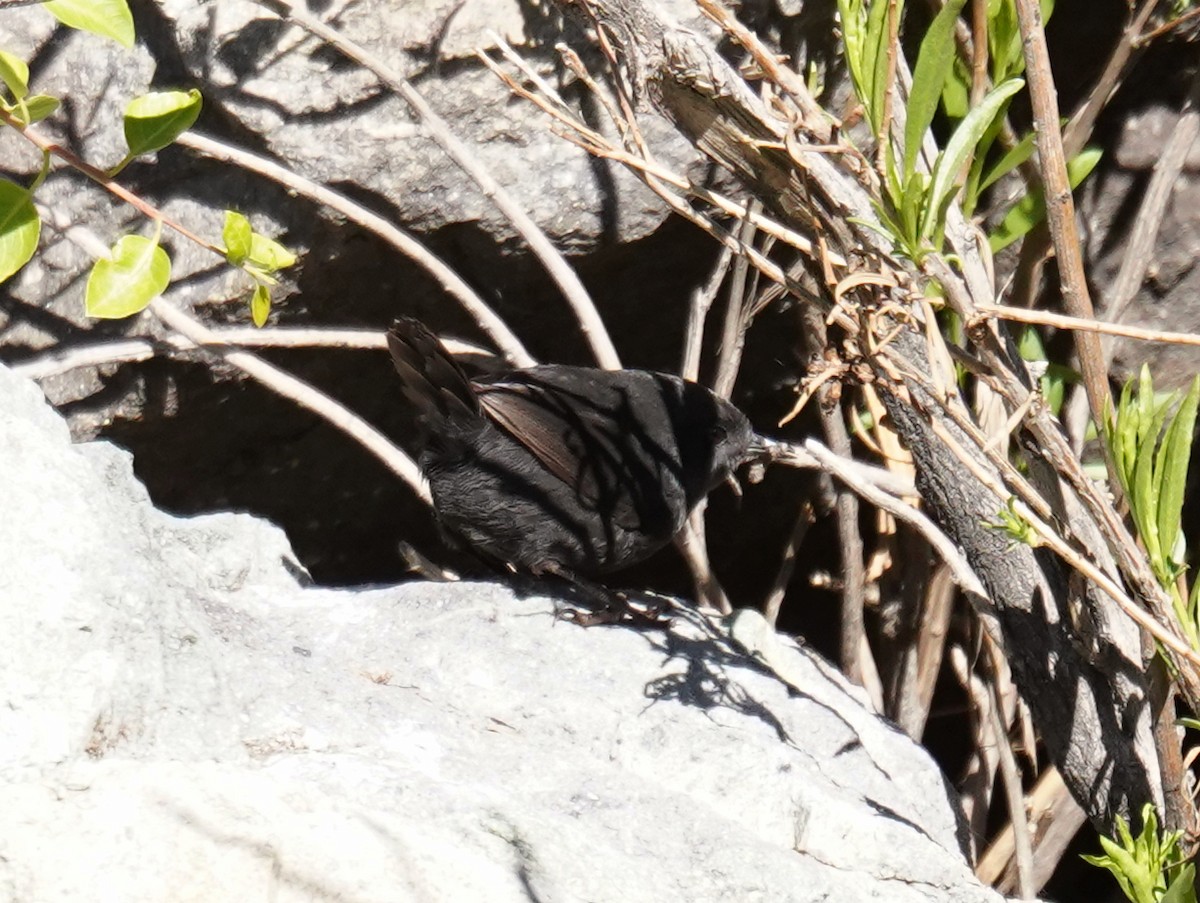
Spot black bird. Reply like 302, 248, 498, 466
387, 317, 767, 622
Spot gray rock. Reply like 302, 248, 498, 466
0, 363, 1007, 901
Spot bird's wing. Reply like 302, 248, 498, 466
476, 380, 586, 488
477, 377, 672, 532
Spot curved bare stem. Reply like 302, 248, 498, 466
252, 0, 620, 369
176, 132, 534, 368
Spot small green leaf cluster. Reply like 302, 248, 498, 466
0, 48, 61, 127
1104, 366, 1200, 647
222, 212, 297, 327
837, 0, 1100, 259
1082, 804, 1196, 903
0, 1, 295, 327
984, 496, 1040, 548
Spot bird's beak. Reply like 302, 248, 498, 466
747, 433, 782, 463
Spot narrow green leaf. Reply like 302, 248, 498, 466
1137, 365, 1156, 446
0, 179, 40, 284
922, 78, 1024, 243
940, 56, 970, 120
0, 49, 30, 102
18, 94, 60, 124
990, 0, 1023, 82
899, 170, 927, 247
1161, 864, 1198, 903
250, 283, 270, 327
248, 231, 296, 272
1090, 837, 1142, 901
1156, 376, 1200, 572
43, 0, 134, 48
980, 129, 1036, 192
988, 147, 1101, 252
988, 192, 1042, 253
85, 234, 170, 319
963, 102, 1011, 215
838, 0, 869, 113
223, 210, 252, 266
123, 89, 202, 158
1120, 377, 1143, 492
1135, 391, 1175, 567
1067, 146, 1103, 185
904, 0, 968, 180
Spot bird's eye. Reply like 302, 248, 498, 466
709, 424, 728, 441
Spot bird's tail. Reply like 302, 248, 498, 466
386, 317, 481, 425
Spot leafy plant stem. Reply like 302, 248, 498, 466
0, 105, 225, 260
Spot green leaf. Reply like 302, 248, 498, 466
989, 147, 1102, 252
899, 170, 927, 247
0, 179, 40, 284
123, 89, 202, 158
249, 231, 295, 272
838, 0, 868, 111
864, 0, 898, 134
0, 48, 30, 102
1156, 376, 1200, 572
963, 103, 1012, 215
904, 0, 967, 180
223, 210, 252, 266
922, 77, 1025, 244
989, 0, 1023, 82
940, 56, 970, 121
42, 0, 134, 48
250, 282, 270, 327
18, 94, 61, 124
980, 129, 1037, 193
85, 234, 170, 319
1134, 392, 1174, 567
1162, 864, 1198, 903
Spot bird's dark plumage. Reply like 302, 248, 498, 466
387, 317, 762, 587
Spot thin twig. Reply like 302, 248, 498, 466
150, 299, 430, 504
480, 52, 845, 266
253, 0, 621, 369
10, 328, 491, 381
762, 500, 817, 629
176, 132, 535, 367
893, 562, 955, 739
0, 107, 224, 259
800, 301, 874, 690
978, 302, 1200, 347
987, 639, 1036, 899
951, 642, 1003, 844
712, 204, 759, 399
1062, 0, 1163, 158
976, 765, 1087, 894
1014, 0, 1113, 476
694, 0, 834, 141
798, 440, 989, 600
680, 244, 734, 382
675, 516, 731, 615
1136, 5, 1200, 45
